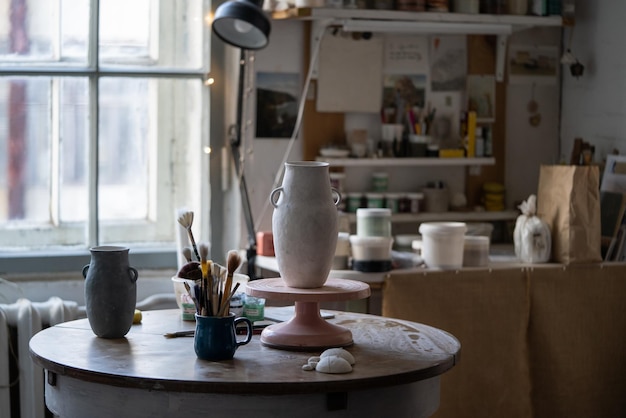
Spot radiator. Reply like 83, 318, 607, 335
0, 297, 79, 418
0, 293, 175, 418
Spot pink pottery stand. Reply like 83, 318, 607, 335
245, 278, 371, 350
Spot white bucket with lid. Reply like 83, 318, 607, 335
418, 222, 467, 269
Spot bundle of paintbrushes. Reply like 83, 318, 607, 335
177, 210, 243, 317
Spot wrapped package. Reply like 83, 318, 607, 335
514, 195, 551, 263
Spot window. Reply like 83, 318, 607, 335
0, 1, 212, 260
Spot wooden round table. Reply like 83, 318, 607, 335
30, 308, 460, 418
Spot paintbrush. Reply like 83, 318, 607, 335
163, 330, 195, 338
182, 247, 193, 263
219, 250, 241, 316
218, 282, 241, 317
177, 209, 201, 262
199, 242, 211, 316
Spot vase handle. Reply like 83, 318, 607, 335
82, 265, 89, 279
128, 267, 138, 283
270, 187, 284, 208
331, 187, 342, 207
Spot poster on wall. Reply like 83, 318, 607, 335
467, 74, 496, 123
255, 72, 300, 139
383, 35, 429, 74
508, 45, 559, 85
430, 35, 467, 92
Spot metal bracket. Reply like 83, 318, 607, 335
496, 35, 509, 82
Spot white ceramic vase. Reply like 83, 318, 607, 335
270, 161, 340, 288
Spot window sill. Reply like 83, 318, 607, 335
0, 246, 178, 276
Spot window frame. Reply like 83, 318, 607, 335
0, 0, 230, 274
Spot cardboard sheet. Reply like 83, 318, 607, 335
316, 30, 383, 113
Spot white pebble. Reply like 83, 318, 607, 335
302, 364, 314, 371
315, 356, 352, 374
320, 348, 355, 365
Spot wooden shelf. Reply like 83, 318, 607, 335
343, 210, 519, 223
316, 157, 496, 167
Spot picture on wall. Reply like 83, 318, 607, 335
508, 45, 559, 85
381, 74, 427, 124
430, 35, 467, 92
255, 72, 300, 139
467, 74, 496, 122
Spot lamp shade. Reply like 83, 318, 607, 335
212, 0, 271, 50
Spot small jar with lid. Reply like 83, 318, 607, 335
384, 193, 401, 214
407, 192, 424, 213
346, 192, 363, 213
371, 172, 389, 192
356, 208, 392, 237
365, 192, 385, 208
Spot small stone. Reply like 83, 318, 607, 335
315, 356, 352, 374
320, 348, 355, 365
302, 364, 314, 371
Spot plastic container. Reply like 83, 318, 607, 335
346, 193, 363, 213
423, 187, 449, 212
418, 222, 467, 269
349, 235, 394, 261
384, 193, 401, 213
407, 192, 424, 213
365, 192, 385, 209
463, 235, 490, 267
371, 172, 389, 192
356, 208, 392, 237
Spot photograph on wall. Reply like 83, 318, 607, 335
508, 45, 559, 85
467, 74, 496, 122
255, 72, 300, 139
381, 74, 427, 125
430, 35, 467, 92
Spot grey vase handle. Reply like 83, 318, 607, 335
331, 187, 341, 207
270, 187, 284, 208
82, 264, 89, 279
128, 267, 138, 283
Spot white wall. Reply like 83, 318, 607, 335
560, 0, 626, 162
240, 20, 305, 244
505, 27, 562, 207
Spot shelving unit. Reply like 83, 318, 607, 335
270, 7, 560, 232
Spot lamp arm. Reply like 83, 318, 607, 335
231, 48, 257, 279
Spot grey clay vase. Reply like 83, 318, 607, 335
82, 246, 138, 338
270, 161, 340, 288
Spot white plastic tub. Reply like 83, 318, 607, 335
349, 235, 394, 261
418, 222, 467, 269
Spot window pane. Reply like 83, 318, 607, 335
0, 77, 52, 224
99, 0, 207, 70
59, 77, 89, 223
0, 0, 90, 65
98, 77, 150, 221
97, 77, 204, 245
0, 76, 89, 249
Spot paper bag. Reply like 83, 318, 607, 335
537, 165, 602, 264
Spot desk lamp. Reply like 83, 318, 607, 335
212, 0, 271, 280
